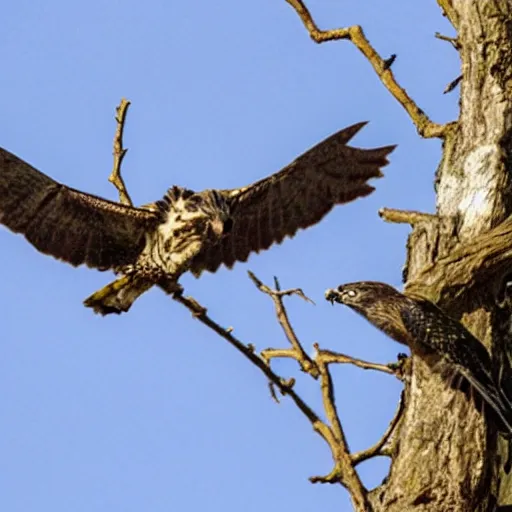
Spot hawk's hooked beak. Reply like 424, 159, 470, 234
325, 287, 346, 305
325, 288, 341, 305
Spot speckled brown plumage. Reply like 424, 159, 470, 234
0, 122, 395, 314
190, 122, 395, 275
0, 149, 160, 271
325, 281, 512, 437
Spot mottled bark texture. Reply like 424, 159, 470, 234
370, 2, 512, 510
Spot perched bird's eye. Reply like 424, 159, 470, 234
346, 289, 357, 298
223, 218, 234, 235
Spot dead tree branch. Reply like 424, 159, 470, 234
434, 32, 460, 50
311, 350, 359, 491
172, 290, 371, 511
109, 98, 133, 206
262, 346, 401, 378
379, 208, 437, 226
443, 75, 462, 94
284, 0, 452, 139
105, 98, 411, 512
248, 271, 318, 377
351, 391, 406, 466
313, 345, 402, 377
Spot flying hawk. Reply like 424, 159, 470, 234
0, 122, 395, 315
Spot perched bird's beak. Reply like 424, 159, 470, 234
325, 288, 342, 305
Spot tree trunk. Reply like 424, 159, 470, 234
370, 2, 512, 510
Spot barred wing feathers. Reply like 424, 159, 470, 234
401, 298, 512, 435
191, 122, 396, 276
0, 148, 159, 270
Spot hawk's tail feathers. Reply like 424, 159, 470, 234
83, 275, 154, 315
458, 366, 512, 437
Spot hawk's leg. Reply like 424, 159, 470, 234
157, 278, 206, 317
83, 275, 154, 315
157, 276, 183, 297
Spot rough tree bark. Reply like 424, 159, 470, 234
276, 0, 512, 509
374, 1, 512, 510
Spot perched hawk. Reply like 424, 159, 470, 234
0, 122, 395, 315
326, 282, 512, 437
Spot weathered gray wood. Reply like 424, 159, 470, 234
370, 2, 512, 510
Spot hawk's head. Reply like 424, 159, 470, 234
184, 189, 233, 242
325, 281, 399, 309
325, 281, 411, 345
162, 186, 233, 239
157, 187, 234, 273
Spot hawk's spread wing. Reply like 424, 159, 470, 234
0, 148, 160, 270
190, 122, 396, 276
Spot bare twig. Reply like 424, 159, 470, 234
261, 347, 299, 364
379, 207, 437, 225
316, 353, 345, 443
268, 381, 281, 403
310, 464, 345, 484
383, 54, 397, 70
109, 98, 133, 206
435, 32, 460, 50
352, 391, 406, 466
249, 271, 319, 378
313, 344, 370, 510
444, 75, 462, 94
313, 345, 402, 378
172, 294, 318, 417
284, 0, 452, 139
172, 291, 371, 511
262, 343, 404, 379
104, 99, 406, 512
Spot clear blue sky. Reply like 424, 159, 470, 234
0, 2, 458, 510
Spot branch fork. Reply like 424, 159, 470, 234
284, 0, 454, 139
106, 98, 406, 512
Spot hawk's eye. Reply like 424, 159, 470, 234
341, 288, 357, 298
223, 218, 234, 235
